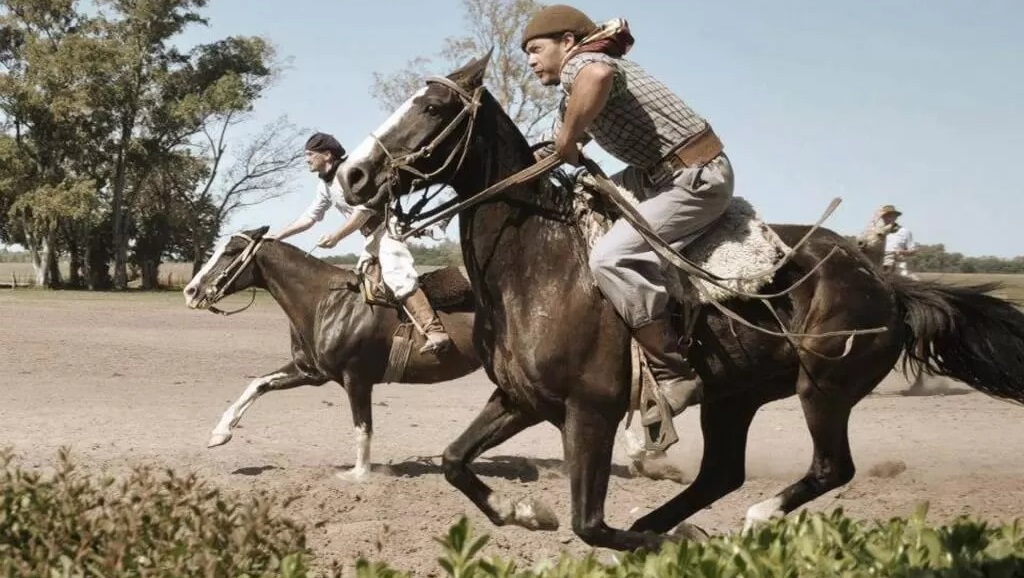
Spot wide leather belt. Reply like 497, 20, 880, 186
657, 124, 724, 173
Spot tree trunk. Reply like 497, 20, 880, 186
139, 258, 161, 290
68, 250, 83, 288
19, 219, 45, 287
191, 236, 207, 276
86, 224, 113, 290
41, 232, 62, 289
67, 231, 84, 289
111, 183, 128, 290
33, 252, 46, 286
21, 232, 62, 289
110, 119, 134, 291
30, 242, 44, 287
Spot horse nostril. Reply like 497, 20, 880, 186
185, 286, 197, 297
346, 166, 367, 193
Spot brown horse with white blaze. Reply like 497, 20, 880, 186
183, 227, 482, 480
336, 51, 1024, 551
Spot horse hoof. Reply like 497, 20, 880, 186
512, 498, 559, 531
743, 499, 784, 532
207, 432, 232, 447
669, 522, 710, 542
335, 467, 369, 482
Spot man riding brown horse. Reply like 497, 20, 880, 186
523, 5, 731, 434
272, 132, 452, 354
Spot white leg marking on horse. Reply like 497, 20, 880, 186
207, 372, 286, 448
621, 429, 646, 462
487, 494, 559, 531
347, 87, 427, 164
336, 424, 372, 482
744, 496, 785, 531
184, 236, 229, 307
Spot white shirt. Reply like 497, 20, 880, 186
884, 226, 915, 264
303, 174, 375, 223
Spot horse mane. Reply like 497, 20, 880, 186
263, 237, 360, 283
471, 88, 606, 228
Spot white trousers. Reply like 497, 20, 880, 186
358, 226, 419, 299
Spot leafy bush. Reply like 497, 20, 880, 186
5, 448, 1024, 577
356, 506, 1024, 578
0, 448, 313, 577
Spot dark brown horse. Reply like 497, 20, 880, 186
182, 227, 481, 480
339, 52, 1024, 550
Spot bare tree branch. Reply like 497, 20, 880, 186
213, 116, 304, 217
370, 0, 557, 142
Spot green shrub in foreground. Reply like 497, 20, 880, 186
356, 506, 1024, 578
0, 448, 312, 577
5, 449, 1024, 577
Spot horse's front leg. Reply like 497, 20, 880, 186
207, 362, 325, 447
336, 378, 374, 481
562, 398, 666, 551
442, 388, 557, 530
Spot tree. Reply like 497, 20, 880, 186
370, 0, 558, 142
90, 0, 281, 290
177, 114, 306, 274
127, 151, 204, 289
1, 0, 285, 290
9, 178, 98, 287
0, 1, 104, 287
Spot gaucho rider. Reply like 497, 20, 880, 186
522, 5, 734, 428
272, 131, 452, 354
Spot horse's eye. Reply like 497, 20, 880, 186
424, 104, 438, 114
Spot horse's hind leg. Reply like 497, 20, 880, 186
562, 400, 666, 552
630, 394, 762, 534
742, 369, 871, 530
441, 389, 555, 530
740, 281, 901, 530
208, 361, 325, 447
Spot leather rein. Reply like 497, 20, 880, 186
350, 78, 888, 352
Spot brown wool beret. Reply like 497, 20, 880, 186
520, 4, 597, 51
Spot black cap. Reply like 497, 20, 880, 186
304, 131, 346, 159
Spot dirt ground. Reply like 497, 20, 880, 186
4, 289, 1024, 576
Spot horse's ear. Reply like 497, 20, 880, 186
245, 225, 270, 240
449, 48, 493, 89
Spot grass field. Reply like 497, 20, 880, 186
0, 261, 197, 289
4, 260, 1024, 302
916, 272, 1024, 301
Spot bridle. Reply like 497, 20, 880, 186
370, 76, 485, 238
195, 232, 264, 316
366, 75, 565, 242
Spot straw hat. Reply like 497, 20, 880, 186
878, 204, 902, 218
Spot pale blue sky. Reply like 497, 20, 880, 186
113, 1, 1024, 258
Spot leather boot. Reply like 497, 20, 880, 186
632, 318, 702, 422
402, 287, 452, 354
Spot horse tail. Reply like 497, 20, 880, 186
893, 276, 1024, 404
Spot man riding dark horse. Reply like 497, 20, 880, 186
522, 5, 732, 429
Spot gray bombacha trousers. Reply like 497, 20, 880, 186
589, 153, 735, 329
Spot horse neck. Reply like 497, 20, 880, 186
255, 241, 354, 332
452, 100, 589, 287
857, 224, 888, 267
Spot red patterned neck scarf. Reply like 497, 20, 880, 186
561, 18, 635, 69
